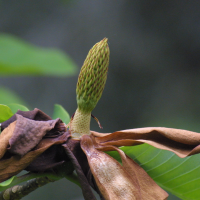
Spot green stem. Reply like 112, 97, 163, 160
70, 108, 91, 139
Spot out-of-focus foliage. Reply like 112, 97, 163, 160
52, 104, 70, 124
0, 33, 77, 107
8, 103, 29, 114
0, 104, 13, 122
0, 34, 77, 76
0, 87, 27, 106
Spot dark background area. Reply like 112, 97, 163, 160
1, 0, 200, 199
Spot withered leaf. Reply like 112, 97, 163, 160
26, 145, 66, 172
94, 127, 200, 158
8, 114, 62, 156
0, 122, 16, 159
110, 146, 168, 199
81, 135, 142, 200
0, 132, 68, 182
1, 108, 52, 131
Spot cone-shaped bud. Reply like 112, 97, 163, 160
71, 38, 109, 139
76, 38, 110, 113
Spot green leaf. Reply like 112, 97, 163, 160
0, 87, 27, 105
0, 33, 77, 76
0, 176, 16, 187
0, 104, 13, 122
108, 145, 200, 200
52, 104, 70, 124
8, 103, 29, 114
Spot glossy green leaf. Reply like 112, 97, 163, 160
0, 34, 77, 76
0, 104, 13, 122
0, 87, 27, 105
107, 144, 200, 200
8, 103, 29, 114
52, 104, 70, 124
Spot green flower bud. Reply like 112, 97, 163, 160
71, 38, 110, 139
76, 38, 110, 113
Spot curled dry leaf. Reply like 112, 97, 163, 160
81, 135, 168, 200
25, 131, 70, 172
81, 135, 141, 200
0, 109, 69, 182
25, 145, 65, 172
1, 108, 52, 130
8, 114, 62, 156
0, 128, 68, 182
112, 147, 168, 199
94, 127, 200, 158
0, 121, 16, 159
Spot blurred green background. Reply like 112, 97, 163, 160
1, 0, 200, 199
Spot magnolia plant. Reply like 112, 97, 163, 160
1, 38, 200, 200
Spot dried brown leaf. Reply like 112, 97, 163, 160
81, 135, 142, 200
0, 132, 68, 182
0, 122, 16, 159
95, 127, 200, 158
1, 108, 52, 130
8, 114, 61, 156
90, 135, 168, 200
25, 145, 65, 172
110, 147, 168, 199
